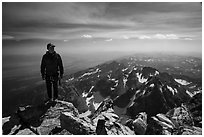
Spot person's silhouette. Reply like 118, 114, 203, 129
41, 43, 64, 101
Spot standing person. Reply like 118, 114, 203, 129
41, 43, 64, 101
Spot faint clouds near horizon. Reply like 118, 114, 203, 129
2, 2, 202, 57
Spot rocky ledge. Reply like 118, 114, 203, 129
2, 95, 202, 135
2, 99, 134, 135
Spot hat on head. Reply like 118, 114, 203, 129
47, 43, 55, 49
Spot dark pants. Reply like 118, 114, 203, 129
45, 75, 59, 99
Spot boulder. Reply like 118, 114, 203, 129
2, 115, 21, 135
63, 86, 89, 113
2, 100, 80, 135
132, 112, 147, 135
186, 93, 202, 127
148, 105, 201, 135
90, 97, 134, 135
156, 114, 175, 128
182, 126, 202, 135
166, 105, 194, 126
60, 112, 95, 135
16, 128, 36, 135
106, 122, 135, 135
145, 117, 163, 135
152, 116, 174, 129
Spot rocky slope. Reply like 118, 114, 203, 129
2, 95, 201, 135
2, 99, 135, 135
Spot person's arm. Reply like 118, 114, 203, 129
58, 54, 64, 78
40, 55, 46, 79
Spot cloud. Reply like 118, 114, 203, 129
154, 34, 179, 39
2, 35, 14, 40
139, 35, 151, 39
122, 35, 129, 39
166, 34, 179, 39
139, 33, 179, 40
153, 34, 168, 39
63, 39, 69, 42
105, 38, 112, 42
184, 38, 193, 40
81, 34, 92, 38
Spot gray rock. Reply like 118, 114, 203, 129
167, 105, 194, 126
182, 126, 202, 135
132, 112, 147, 135
2, 115, 21, 135
156, 114, 175, 128
2, 100, 80, 135
60, 112, 95, 135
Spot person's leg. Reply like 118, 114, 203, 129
46, 79, 52, 99
53, 77, 58, 99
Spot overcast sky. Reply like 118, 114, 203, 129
2, 2, 202, 56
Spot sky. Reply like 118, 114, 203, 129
2, 2, 202, 56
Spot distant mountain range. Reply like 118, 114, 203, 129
2, 54, 202, 135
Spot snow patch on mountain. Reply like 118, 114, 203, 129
79, 110, 92, 118
93, 102, 101, 110
123, 77, 128, 87
136, 73, 147, 83
129, 90, 139, 107
186, 90, 194, 97
155, 71, 159, 75
193, 90, 202, 95
174, 79, 191, 85
174, 88, 178, 94
167, 85, 177, 95
66, 77, 74, 82
189, 85, 197, 89
89, 86, 94, 92
110, 78, 116, 81
114, 80, 119, 87
82, 92, 88, 98
152, 116, 174, 129
85, 95, 94, 106
122, 68, 128, 72
79, 68, 101, 78
149, 84, 154, 87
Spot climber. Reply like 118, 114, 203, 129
41, 43, 64, 101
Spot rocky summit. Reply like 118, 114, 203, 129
2, 96, 201, 135
2, 55, 202, 135
2, 99, 135, 135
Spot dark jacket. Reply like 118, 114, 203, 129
41, 51, 64, 77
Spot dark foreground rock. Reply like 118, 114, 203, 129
125, 112, 147, 135
2, 100, 76, 135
